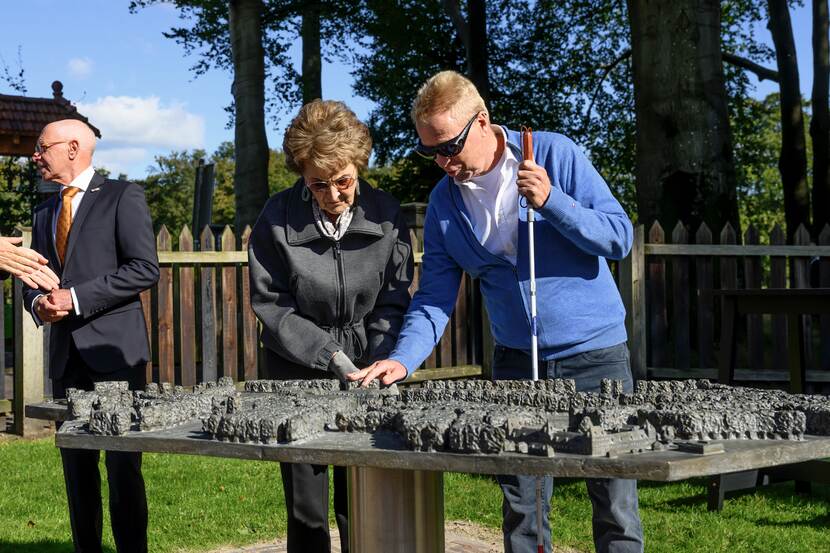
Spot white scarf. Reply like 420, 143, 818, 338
312, 199, 354, 241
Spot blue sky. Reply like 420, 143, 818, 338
0, 1, 814, 179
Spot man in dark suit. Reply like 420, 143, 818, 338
24, 118, 159, 553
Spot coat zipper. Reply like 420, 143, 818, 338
333, 240, 347, 336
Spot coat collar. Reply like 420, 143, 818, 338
501, 125, 525, 160
44, 194, 61, 267
285, 178, 385, 245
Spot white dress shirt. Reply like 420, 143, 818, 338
454, 130, 519, 265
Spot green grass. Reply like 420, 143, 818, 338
0, 438, 286, 553
2, 438, 829, 552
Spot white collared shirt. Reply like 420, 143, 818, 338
454, 132, 519, 265
52, 164, 95, 238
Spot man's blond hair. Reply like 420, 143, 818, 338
283, 99, 372, 175
411, 70, 487, 125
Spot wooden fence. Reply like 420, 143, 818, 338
5, 209, 830, 434
620, 221, 830, 386
136, 210, 483, 390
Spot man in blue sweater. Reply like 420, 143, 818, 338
348, 71, 643, 553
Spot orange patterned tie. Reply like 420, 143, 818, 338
55, 186, 81, 265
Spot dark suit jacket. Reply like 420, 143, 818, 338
23, 172, 159, 380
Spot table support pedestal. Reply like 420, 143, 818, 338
347, 467, 444, 553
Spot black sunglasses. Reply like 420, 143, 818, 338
414, 112, 479, 159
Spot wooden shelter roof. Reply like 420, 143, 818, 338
0, 81, 101, 157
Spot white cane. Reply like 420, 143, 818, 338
522, 127, 545, 553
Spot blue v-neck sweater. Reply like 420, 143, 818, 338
390, 128, 633, 375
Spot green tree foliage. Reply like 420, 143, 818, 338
359, 155, 445, 204
354, 0, 779, 222
130, 0, 802, 234
138, 142, 296, 233
0, 157, 39, 235
735, 93, 814, 238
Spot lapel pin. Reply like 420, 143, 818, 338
90, 187, 101, 192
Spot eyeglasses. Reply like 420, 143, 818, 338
414, 112, 479, 160
34, 140, 68, 155
306, 174, 357, 193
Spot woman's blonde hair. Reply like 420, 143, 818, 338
283, 100, 372, 174
410, 70, 487, 125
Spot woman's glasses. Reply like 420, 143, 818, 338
414, 112, 479, 160
306, 174, 357, 193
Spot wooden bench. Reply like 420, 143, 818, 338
709, 288, 830, 511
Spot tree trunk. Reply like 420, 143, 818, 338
627, 0, 739, 235
229, 0, 270, 232
812, 0, 830, 234
441, 0, 490, 104
301, 2, 323, 104
466, 0, 490, 105
768, 0, 811, 242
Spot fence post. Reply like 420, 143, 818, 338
695, 223, 714, 369
648, 222, 667, 369
220, 226, 238, 380
770, 225, 787, 370
820, 225, 830, 371
671, 222, 690, 370
0, 282, 6, 411
620, 224, 646, 380
400, 203, 427, 251
793, 225, 813, 372
12, 227, 44, 436
241, 226, 259, 381
156, 226, 174, 384
200, 226, 218, 382
179, 226, 197, 387
480, 304, 494, 381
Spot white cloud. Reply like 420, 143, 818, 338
91, 147, 148, 178
67, 57, 93, 79
77, 96, 205, 150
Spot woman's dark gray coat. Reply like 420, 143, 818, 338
248, 179, 413, 378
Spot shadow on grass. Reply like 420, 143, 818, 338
637, 478, 707, 490
0, 540, 115, 553
753, 512, 830, 529
642, 480, 830, 519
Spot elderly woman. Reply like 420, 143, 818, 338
248, 100, 413, 552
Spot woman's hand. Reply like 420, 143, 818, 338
328, 350, 359, 383
346, 359, 407, 388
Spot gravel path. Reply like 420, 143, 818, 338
203, 521, 585, 553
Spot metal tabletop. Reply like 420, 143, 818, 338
53, 418, 830, 482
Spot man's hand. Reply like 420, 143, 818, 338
0, 236, 59, 291
517, 160, 552, 209
47, 288, 74, 312
34, 294, 69, 323
346, 359, 407, 388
